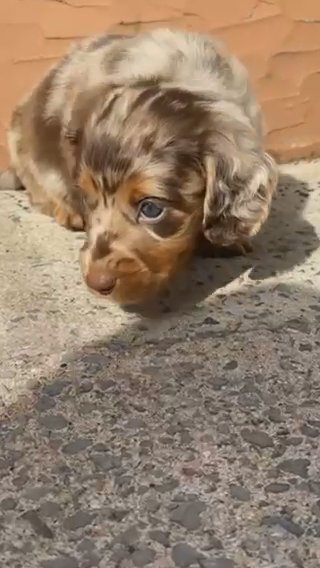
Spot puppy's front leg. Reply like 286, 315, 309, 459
196, 234, 253, 258
53, 201, 85, 231
0, 168, 24, 190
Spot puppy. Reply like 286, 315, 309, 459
2, 28, 278, 305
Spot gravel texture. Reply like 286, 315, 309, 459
0, 161, 320, 567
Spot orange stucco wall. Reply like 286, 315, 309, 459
1, 0, 320, 168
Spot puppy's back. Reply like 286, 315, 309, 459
5, 28, 262, 197
45, 28, 257, 127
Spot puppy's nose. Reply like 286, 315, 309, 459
85, 267, 116, 295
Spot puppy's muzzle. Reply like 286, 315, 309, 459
85, 265, 117, 296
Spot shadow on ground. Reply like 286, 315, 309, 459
1, 277, 320, 568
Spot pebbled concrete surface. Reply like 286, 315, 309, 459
0, 161, 320, 568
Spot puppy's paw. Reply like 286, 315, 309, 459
0, 169, 24, 191
221, 239, 253, 257
197, 235, 253, 258
54, 204, 85, 231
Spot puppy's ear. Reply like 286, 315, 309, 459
202, 121, 278, 246
62, 115, 84, 178
61, 85, 109, 176
64, 127, 81, 147
61, 84, 121, 177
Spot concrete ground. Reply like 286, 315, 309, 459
0, 161, 320, 568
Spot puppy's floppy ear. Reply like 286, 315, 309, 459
61, 85, 111, 177
62, 111, 84, 178
202, 117, 278, 246
61, 83, 122, 177
64, 127, 81, 146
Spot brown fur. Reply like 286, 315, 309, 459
2, 28, 277, 304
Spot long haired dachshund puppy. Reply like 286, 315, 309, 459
2, 28, 278, 304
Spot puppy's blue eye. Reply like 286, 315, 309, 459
139, 200, 164, 220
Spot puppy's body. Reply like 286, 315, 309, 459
4, 29, 277, 304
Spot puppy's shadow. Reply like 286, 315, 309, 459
251, 172, 319, 279
126, 172, 319, 317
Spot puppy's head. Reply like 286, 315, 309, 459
64, 84, 277, 305
64, 84, 207, 304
